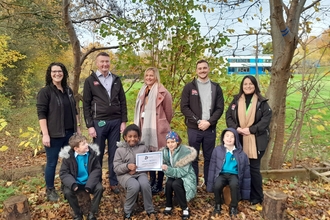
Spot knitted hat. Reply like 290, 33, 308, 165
166, 131, 179, 142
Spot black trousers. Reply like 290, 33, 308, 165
63, 182, 104, 215
249, 150, 265, 202
149, 171, 164, 189
214, 174, 239, 207
165, 178, 187, 210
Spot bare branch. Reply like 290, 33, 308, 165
303, 0, 321, 12
73, 15, 116, 24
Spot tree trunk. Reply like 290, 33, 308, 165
265, 0, 302, 169
62, 0, 82, 97
3, 195, 31, 220
262, 190, 287, 220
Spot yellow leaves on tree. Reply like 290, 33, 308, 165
0, 35, 26, 83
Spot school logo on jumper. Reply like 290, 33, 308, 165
93, 81, 100, 86
191, 89, 198, 95
231, 104, 236, 110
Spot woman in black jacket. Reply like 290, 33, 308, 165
226, 75, 272, 205
37, 62, 81, 201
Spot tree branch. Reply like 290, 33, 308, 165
80, 43, 133, 66
303, 0, 321, 12
73, 15, 116, 24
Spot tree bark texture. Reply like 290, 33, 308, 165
262, 190, 288, 220
265, 0, 303, 169
3, 195, 31, 220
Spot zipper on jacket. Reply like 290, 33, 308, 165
94, 103, 96, 118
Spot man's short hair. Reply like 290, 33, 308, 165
96, 52, 109, 58
196, 59, 209, 68
69, 133, 87, 149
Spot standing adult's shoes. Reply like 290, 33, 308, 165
46, 187, 59, 201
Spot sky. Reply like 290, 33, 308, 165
80, 0, 330, 57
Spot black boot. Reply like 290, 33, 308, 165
229, 207, 238, 217
151, 183, 163, 195
213, 204, 221, 216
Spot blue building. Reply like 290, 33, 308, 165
224, 55, 272, 75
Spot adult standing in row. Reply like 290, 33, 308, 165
83, 52, 128, 194
134, 67, 173, 194
180, 60, 224, 186
37, 62, 81, 201
226, 75, 272, 205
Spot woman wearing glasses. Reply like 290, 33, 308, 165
37, 62, 81, 202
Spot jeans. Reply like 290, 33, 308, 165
45, 129, 74, 188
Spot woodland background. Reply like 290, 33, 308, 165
0, 0, 330, 219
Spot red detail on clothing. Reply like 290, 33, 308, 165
191, 89, 198, 95
93, 81, 100, 86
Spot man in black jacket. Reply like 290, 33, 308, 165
180, 60, 224, 186
83, 52, 127, 194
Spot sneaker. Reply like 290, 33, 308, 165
229, 207, 238, 217
213, 204, 221, 216
46, 188, 59, 202
163, 207, 172, 215
182, 208, 189, 220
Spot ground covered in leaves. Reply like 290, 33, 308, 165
0, 147, 330, 220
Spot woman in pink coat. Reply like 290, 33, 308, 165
134, 67, 173, 194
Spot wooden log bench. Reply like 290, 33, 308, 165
3, 195, 31, 220
76, 190, 92, 215
262, 189, 287, 220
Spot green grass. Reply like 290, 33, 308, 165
284, 73, 330, 160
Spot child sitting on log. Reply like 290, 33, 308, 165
59, 133, 103, 220
207, 128, 251, 217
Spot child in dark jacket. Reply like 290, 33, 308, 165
59, 133, 103, 220
207, 128, 250, 217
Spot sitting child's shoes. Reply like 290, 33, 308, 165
182, 208, 190, 220
163, 207, 172, 215
213, 204, 221, 215
229, 207, 238, 217
73, 214, 83, 220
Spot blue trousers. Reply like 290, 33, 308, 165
45, 129, 73, 188
93, 119, 121, 186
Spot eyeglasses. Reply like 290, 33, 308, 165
51, 70, 63, 73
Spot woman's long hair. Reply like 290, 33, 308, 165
45, 62, 69, 88
237, 75, 264, 100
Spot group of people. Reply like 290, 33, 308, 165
36, 53, 272, 220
